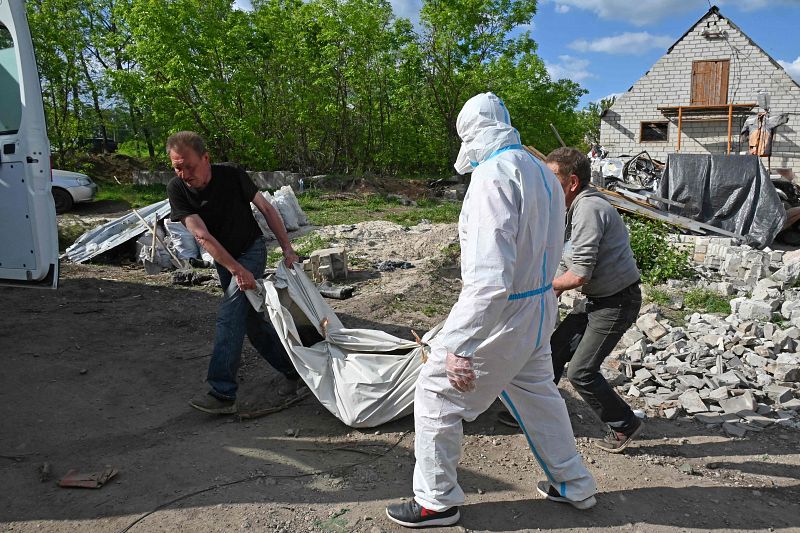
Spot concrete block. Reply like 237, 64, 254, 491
617, 327, 644, 350
771, 258, 800, 287
722, 421, 747, 437
780, 398, 800, 410
719, 391, 756, 414
708, 386, 729, 402
776, 353, 800, 365
601, 366, 627, 387
744, 352, 770, 368
734, 299, 773, 321
694, 412, 724, 425
679, 390, 707, 414
764, 384, 794, 404
307, 247, 348, 282
782, 300, 800, 320
676, 375, 705, 390
636, 313, 668, 342
771, 365, 800, 382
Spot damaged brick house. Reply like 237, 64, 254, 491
600, 5, 800, 177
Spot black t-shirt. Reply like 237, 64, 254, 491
167, 164, 262, 259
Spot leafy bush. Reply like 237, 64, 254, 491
625, 215, 692, 284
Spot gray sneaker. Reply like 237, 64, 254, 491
592, 419, 644, 454
536, 481, 597, 510
189, 393, 238, 415
497, 410, 520, 429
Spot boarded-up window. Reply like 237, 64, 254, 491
691, 60, 729, 106
640, 122, 669, 142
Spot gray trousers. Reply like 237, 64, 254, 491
551, 282, 641, 433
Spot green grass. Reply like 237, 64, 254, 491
683, 288, 731, 315
95, 181, 167, 208
268, 233, 332, 265
643, 285, 672, 306
57, 223, 90, 252
384, 199, 461, 227
297, 190, 459, 227
115, 140, 153, 159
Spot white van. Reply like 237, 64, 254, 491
0, 0, 59, 288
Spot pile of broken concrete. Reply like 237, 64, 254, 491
588, 241, 800, 437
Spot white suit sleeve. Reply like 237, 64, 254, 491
439, 171, 519, 357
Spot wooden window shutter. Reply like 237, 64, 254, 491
691, 60, 729, 105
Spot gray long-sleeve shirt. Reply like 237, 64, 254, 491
564, 187, 640, 298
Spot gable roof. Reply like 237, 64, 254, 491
667, 5, 800, 91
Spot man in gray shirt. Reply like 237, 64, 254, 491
547, 147, 643, 453
498, 148, 643, 451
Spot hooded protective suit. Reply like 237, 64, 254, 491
413, 93, 596, 510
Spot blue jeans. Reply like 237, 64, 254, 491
208, 238, 298, 400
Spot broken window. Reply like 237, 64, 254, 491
640, 121, 669, 142
691, 60, 729, 106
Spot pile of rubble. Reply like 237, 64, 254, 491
567, 237, 800, 437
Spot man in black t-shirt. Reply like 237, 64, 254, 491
166, 131, 300, 415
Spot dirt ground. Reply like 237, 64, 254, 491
2, 206, 800, 533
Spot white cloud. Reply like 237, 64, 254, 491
554, 4, 571, 13
545, 55, 594, 82
569, 32, 674, 55
233, 0, 253, 11
390, 0, 423, 23
544, 0, 799, 25
544, 0, 702, 25
779, 57, 800, 83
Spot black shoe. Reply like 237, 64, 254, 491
385, 499, 460, 528
497, 410, 520, 429
189, 392, 237, 415
593, 418, 644, 453
277, 376, 302, 396
536, 481, 597, 510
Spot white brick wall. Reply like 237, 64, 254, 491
600, 12, 800, 176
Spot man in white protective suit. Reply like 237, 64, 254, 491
385, 93, 597, 528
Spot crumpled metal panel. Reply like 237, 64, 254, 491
65, 199, 171, 263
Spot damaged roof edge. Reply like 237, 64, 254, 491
65, 200, 172, 264
666, 5, 800, 92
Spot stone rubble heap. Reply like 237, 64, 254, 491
575, 236, 800, 436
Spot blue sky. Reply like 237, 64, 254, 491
234, 0, 800, 108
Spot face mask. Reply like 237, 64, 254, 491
454, 142, 477, 175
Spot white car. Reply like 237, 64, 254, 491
52, 169, 98, 213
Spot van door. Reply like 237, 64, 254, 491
0, 0, 58, 288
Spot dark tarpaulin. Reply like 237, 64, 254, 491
658, 154, 785, 249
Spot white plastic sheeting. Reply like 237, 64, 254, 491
246, 263, 435, 427
273, 185, 308, 231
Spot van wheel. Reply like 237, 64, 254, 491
52, 188, 74, 214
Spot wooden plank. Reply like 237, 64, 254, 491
718, 60, 730, 105
599, 188, 745, 241
727, 102, 733, 154
524, 145, 546, 161
677, 106, 683, 152
613, 187, 686, 209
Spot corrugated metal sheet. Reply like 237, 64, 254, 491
65, 200, 172, 263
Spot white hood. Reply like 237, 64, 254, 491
453, 92, 522, 174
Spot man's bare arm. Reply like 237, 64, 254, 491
183, 214, 257, 290
252, 193, 298, 267
552, 270, 587, 297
